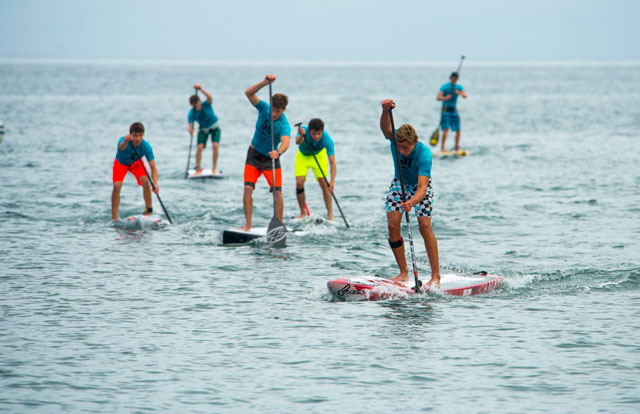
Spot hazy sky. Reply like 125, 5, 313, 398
1, 0, 638, 60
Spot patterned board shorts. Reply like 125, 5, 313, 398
385, 177, 433, 217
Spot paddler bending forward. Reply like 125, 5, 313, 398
380, 99, 441, 287
111, 122, 159, 221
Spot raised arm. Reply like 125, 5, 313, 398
380, 99, 395, 139
119, 134, 132, 150
194, 84, 213, 103
245, 74, 275, 106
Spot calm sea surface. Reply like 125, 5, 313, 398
1, 60, 639, 413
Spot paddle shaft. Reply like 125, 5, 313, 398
185, 88, 198, 178
388, 108, 420, 293
265, 80, 287, 246
268, 82, 277, 213
130, 143, 172, 224
295, 122, 349, 228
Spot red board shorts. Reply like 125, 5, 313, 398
112, 158, 146, 185
243, 146, 282, 191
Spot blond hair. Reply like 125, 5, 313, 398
395, 124, 418, 144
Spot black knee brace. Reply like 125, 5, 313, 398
388, 238, 403, 249
296, 188, 305, 194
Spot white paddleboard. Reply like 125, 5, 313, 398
327, 271, 503, 301
112, 214, 167, 230
187, 169, 224, 179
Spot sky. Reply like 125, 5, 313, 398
0, 0, 638, 60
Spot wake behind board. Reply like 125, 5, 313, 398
112, 214, 167, 230
187, 169, 224, 179
327, 272, 503, 301
222, 227, 267, 244
433, 149, 469, 159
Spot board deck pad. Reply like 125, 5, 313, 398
187, 169, 224, 179
222, 227, 267, 244
327, 272, 503, 301
112, 214, 166, 230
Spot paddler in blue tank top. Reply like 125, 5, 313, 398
111, 122, 159, 221
437, 71, 467, 153
294, 118, 337, 220
188, 84, 221, 174
380, 99, 441, 287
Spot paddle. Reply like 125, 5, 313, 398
429, 55, 465, 147
388, 107, 420, 293
185, 87, 198, 178
131, 142, 173, 224
294, 122, 350, 228
266, 81, 286, 247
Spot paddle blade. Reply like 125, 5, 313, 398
429, 128, 439, 146
267, 215, 286, 247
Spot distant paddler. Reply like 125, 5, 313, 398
380, 100, 440, 287
111, 122, 159, 221
188, 84, 221, 175
240, 74, 291, 232
294, 118, 338, 221
436, 71, 467, 153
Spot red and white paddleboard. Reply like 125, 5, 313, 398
327, 272, 503, 301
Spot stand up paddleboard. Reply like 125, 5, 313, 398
112, 214, 167, 230
187, 169, 224, 179
222, 227, 267, 244
433, 149, 469, 159
327, 271, 503, 301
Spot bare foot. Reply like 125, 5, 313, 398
426, 275, 441, 288
327, 214, 335, 221
391, 272, 409, 283
238, 225, 251, 232
212, 169, 218, 175
295, 213, 306, 219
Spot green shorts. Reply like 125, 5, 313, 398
198, 123, 221, 147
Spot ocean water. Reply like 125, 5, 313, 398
1, 60, 639, 413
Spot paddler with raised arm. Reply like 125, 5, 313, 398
239, 74, 291, 231
380, 99, 441, 287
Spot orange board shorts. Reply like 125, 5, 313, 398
112, 158, 146, 185
243, 146, 282, 190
